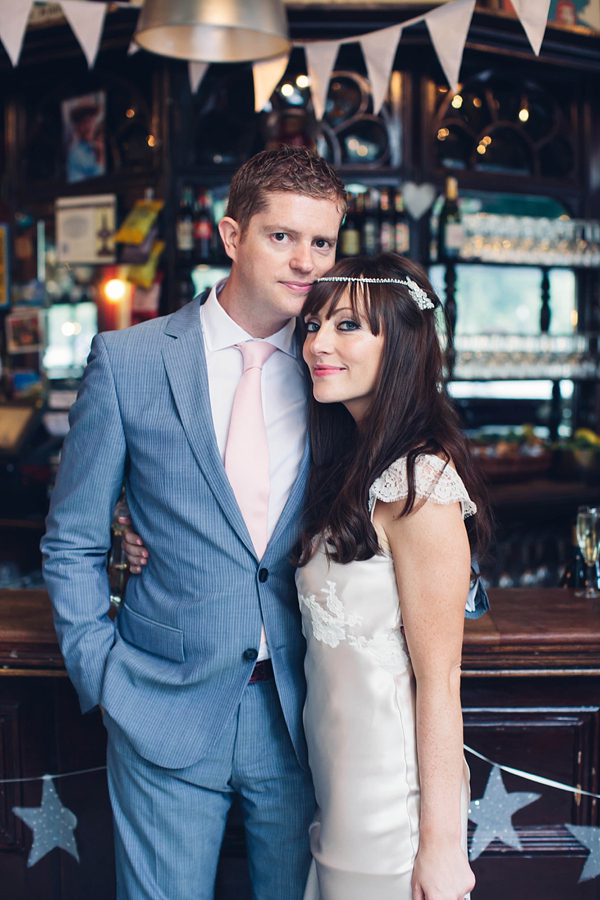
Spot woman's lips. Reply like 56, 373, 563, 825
314, 365, 345, 376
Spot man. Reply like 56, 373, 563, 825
42, 146, 346, 900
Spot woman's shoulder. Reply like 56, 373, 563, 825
369, 453, 477, 519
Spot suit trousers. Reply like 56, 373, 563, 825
105, 678, 315, 900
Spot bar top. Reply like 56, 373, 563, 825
1, 588, 599, 674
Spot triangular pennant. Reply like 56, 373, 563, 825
580, 0, 600, 31
60, 0, 107, 68
304, 40, 341, 121
188, 61, 208, 94
426, 0, 476, 93
128, 40, 140, 55
510, 0, 551, 54
359, 24, 402, 114
253, 54, 290, 112
0, 0, 33, 67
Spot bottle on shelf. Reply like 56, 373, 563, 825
437, 176, 464, 260
193, 191, 214, 261
559, 525, 587, 589
340, 192, 361, 258
378, 188, 395, 253
393, 189, 410, 255
362, 188, 379, 256
176, 185, 194, 263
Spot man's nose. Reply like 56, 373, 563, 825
290, 242, 314, 273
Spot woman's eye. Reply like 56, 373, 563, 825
305, 321, 319, 333
338, 319, 360, 331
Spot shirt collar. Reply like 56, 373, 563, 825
201, 279, 298, 358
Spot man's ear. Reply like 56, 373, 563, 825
219, 217, 242, 262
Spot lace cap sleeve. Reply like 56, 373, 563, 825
369, 454, 477, 519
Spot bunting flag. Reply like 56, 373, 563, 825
253, 53, 290, 112
60, 0, 107, 68
359, 24, 402, 114
426, 0, 476, 93
510, 0, 552, 55
304, 40, 341, 121
0, 0, 32, 66
188, 61, 208, 95
128, 40, 140, 55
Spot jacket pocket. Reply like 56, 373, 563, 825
119, 603, 185, 663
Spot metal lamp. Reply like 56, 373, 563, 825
134, 0, 291, 62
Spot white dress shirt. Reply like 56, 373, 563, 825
200, 280, 308, 660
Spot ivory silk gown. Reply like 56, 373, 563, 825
296, 455, 476, 900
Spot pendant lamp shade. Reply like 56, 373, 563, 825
134, 0, 291, 62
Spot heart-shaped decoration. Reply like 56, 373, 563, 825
402, 182, 437, 220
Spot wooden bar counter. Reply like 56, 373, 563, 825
0, 588, 599, 899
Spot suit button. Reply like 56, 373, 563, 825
243, 648, 259, 662
258, 568, 268, 583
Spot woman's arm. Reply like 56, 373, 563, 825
376, 496, 475, 900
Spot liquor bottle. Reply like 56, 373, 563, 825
193, 191, 214, 261
340, 193, 361, 258
393, 189, 410, 255
437, 176, 463, 260
559, 526, 587, 588
379, 188, 395, 253
362, 188, 378, 256
176, 186, 194, 262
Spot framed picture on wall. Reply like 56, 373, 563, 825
5, 308, 44, 354
61, 91, 106, 184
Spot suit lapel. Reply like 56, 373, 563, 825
161, 296, 256, 558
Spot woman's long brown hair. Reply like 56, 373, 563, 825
294, 252, 491, 567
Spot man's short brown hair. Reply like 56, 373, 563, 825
226, 147, 347, 234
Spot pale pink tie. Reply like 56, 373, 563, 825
225, 341, 276, 558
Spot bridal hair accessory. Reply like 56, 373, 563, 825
315, 275, 435, 310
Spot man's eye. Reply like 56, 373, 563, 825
339, 319, 360, 331
273, 232, 287, 242
314, 239, 331, 249
305, 321, 319, 333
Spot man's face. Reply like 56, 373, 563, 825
220, 191, 344, 332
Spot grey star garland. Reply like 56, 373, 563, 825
564, 825, 600, 883
13, 775, 79, 867
468, 765, 541, 860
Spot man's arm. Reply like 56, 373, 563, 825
41, 333, 127, 713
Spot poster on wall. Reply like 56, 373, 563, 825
56, 194, 116, 264
61, 91, 106, 184
5, 308, 44, 354
0, 224, 10, 309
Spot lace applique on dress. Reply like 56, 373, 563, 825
299, 581, 362, 648
347, 629, 409, 675
368, 454, 476, 519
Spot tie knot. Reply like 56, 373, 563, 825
236, 341, 276, 372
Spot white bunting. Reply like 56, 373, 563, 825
426, 0, 476, 93
0, 0, 32, 67
304, 40, 341, 121
188, 61, 208, 95
60, 0, 107, 68
577, 0, 600, 30
253, 54, 290, 112
359, 24, 402, 114
510, 0, 551, 55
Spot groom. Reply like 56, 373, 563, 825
42, 147, 346, 900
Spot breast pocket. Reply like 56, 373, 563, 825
118, 603, 185, 663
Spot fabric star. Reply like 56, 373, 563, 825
13, 776, 79, 867
565, 825, 600, 882
468, 765, 541, 860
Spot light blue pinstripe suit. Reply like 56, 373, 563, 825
42, 293, 315, 899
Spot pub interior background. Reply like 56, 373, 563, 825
1, 1, 600, 898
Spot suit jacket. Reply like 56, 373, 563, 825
42, 293, 311, 770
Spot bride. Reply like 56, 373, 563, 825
122, 252, 490, 900
295, 253, 489, 900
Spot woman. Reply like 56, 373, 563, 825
123, 253, 489, 900
294, 253, 489, 900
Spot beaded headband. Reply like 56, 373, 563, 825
315, 275, 435, 310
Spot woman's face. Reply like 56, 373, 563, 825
303, 291, 385, 423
